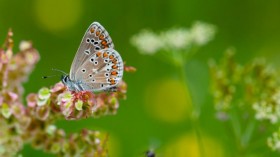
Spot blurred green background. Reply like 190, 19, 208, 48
1, 0, 280, 156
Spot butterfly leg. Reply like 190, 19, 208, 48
104, 86, 117, 92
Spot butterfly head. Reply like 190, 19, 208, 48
61, 75, 70, 85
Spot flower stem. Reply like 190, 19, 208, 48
178, 54, 205, 157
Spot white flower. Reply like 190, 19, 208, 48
130, 30, 162, 55
19, 41, 32, 51
190, 21, 216, 46
161, 28, 192, 50
253, 90, 280, 124
131, 21, 216, 55
46, 125, 57, 135
268, 128, 280, 151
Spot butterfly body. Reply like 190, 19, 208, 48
62, 22, 123, 92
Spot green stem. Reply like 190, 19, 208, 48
229, 108, 256, 156
178, 54, 205, 157
241, 118, 256, 148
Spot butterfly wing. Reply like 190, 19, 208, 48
69, 22, 114, 80
74, 48, 124, 92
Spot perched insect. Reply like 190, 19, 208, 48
145, 150, 156, 157
61, 22, 123, 92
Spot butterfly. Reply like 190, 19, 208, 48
61, 22, 123, 92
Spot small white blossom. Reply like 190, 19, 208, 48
130, 30, 162, 55
46, 125, 57, 135
19, 41, 32, 51
161, 28, 192, 50
268, 128, 280, 151
190, 21, 216, 46
131, 21, 216, 55
253, 90, 280, 123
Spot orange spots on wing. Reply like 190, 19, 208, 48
110, 79, 116, 85
112, 65, 118, 69
112, 58, 117, 64
96, 31, 100, 36
96, 51, 102, 57
103, 52, 108, 58
101, 40, 107, 46
90, 27, 95, 33
111, 71, 118, 75
109, 55, 114, 59
104, 45, 109, 48
99, 34, 105, 40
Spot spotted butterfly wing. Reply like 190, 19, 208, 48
75, 48, 123, 91
69, 22, 123, 92
70, 22, 114, 81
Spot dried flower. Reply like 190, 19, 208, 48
209, 50, 280, 152
1, 103, 11, 118
0, 29, 133, 156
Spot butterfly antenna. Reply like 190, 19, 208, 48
51, 68, 68, 75
42, 68, 67, 79
42, 74, 59, 79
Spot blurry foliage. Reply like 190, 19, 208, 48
209, 49, 280, 155
1, 0, 280, 156
132, 21, 219, 157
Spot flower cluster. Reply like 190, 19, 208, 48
27, 80, 127, 120
268, 128, 280, 151
209, 51, 280, 123
131, 21, 216, 157
0, 30, 133, 156
131, 21, 216, 55
209, 50, 280, 151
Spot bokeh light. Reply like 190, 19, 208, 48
34, 0, 83, 33
144, 78, 192, 123
107, 133, 121, 157
162, 133, 224, 157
